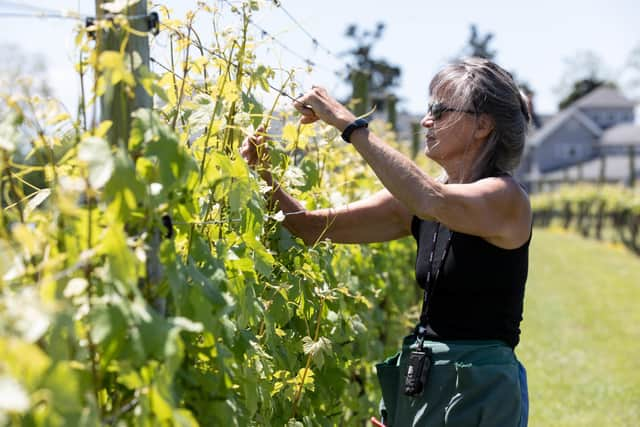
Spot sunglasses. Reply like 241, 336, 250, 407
427, 102, 477, 120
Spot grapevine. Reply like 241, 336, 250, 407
0, 2, 430, 425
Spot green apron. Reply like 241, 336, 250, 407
376, 334, 527, 427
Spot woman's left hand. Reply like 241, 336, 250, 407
293, 86, 357, 131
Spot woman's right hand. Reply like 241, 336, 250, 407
240, 125, 269, 170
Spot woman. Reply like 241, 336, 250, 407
241, 57, 531, 427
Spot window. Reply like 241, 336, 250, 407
554, 144, 578, 159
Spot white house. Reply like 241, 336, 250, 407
518, 87, 640, 190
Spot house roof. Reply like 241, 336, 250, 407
526, 87, 636, 148
527, 107, 601, 147
573, 86, 637, 109
601, 123, 640, 145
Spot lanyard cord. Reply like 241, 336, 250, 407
416, 223, 453, 346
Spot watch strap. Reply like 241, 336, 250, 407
341, 118, 369, 143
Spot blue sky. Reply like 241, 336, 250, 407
1, 0, 639, 116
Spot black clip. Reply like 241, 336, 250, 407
161, 214, 173, 239
403, 348, 432, 396
85, 12, 159, 38
85, 16, 96, 40
146, 12, 160, 36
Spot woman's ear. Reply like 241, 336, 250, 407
474, 114, 495, 140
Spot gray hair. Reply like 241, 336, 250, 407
429, 57, 531, 181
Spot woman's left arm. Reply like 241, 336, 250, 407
350, 129, 531, 249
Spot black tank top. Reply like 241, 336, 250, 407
411, 216, 530, 348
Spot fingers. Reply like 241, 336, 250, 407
310, 84, 324, 92
299, 115, 318, 125
294, 86, 352, 129
293, 96, 315, 116
293, 95, 319, 126
240, 124, 274, 170
240, 125, 269, 166
247, 124, 268, 145
249, 133, 266, 148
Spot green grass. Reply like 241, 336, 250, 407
518, 228, 640, 426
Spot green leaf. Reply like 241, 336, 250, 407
90, 304, 127, 365
24, 188, 50, 218
0, 338, 50, 390
186, 261, 226, 305
149, 383, 174, 422
164, 327, 185, 376
302, 336, 333, 369
116, 368, 144, 390
241, 90, 265, 129
229, 179, 252, 214
169, 316, 204, 333
104, 148, 146, 221
138, 316, 170, 361
299, 158, 320, 191
63, 278, 88, 298
133, 109, 197, 189
0, 111, 21, 153
101, 225, 138, 291
78, 136, 114, 189
41, 361, 84, 414
173, 409, 200, 427
0, 239, 25, 282
0, 375, 30, 412
266, 289, 291, 325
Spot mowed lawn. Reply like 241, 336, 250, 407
518, 228, 640, 426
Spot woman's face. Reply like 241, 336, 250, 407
420, 99, 479, 162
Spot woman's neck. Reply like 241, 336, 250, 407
437, 143, 484, 184
440, 158, 473, 184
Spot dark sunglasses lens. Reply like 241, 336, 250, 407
429, 103, 444, 120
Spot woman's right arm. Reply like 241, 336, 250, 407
270, 186, 413, 245
240, 129, 413, 245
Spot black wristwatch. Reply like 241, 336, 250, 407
341, 118, 369, 143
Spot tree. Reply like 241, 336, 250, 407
461, 24, 497, 60
455, 25, 543, 127
621, 42, 640, 101
0, 43, 51, 100
0, 43, 52, 123
0, 44, 57, 195
558, 78, 616, 110
555, 50, 615, 110
342, 22, 402, 113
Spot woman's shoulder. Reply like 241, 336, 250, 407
475, 174, 530, 206
477, 175, 532, 249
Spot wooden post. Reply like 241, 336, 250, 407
411, 122, 421, 159
599, 153, 606, 184
386, 94, 397, 131
351, 69, 370, 117
95, 0, 151, 148
629, 145, 636, 188
94, 1, 163, 314
576, 158, 583, 183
